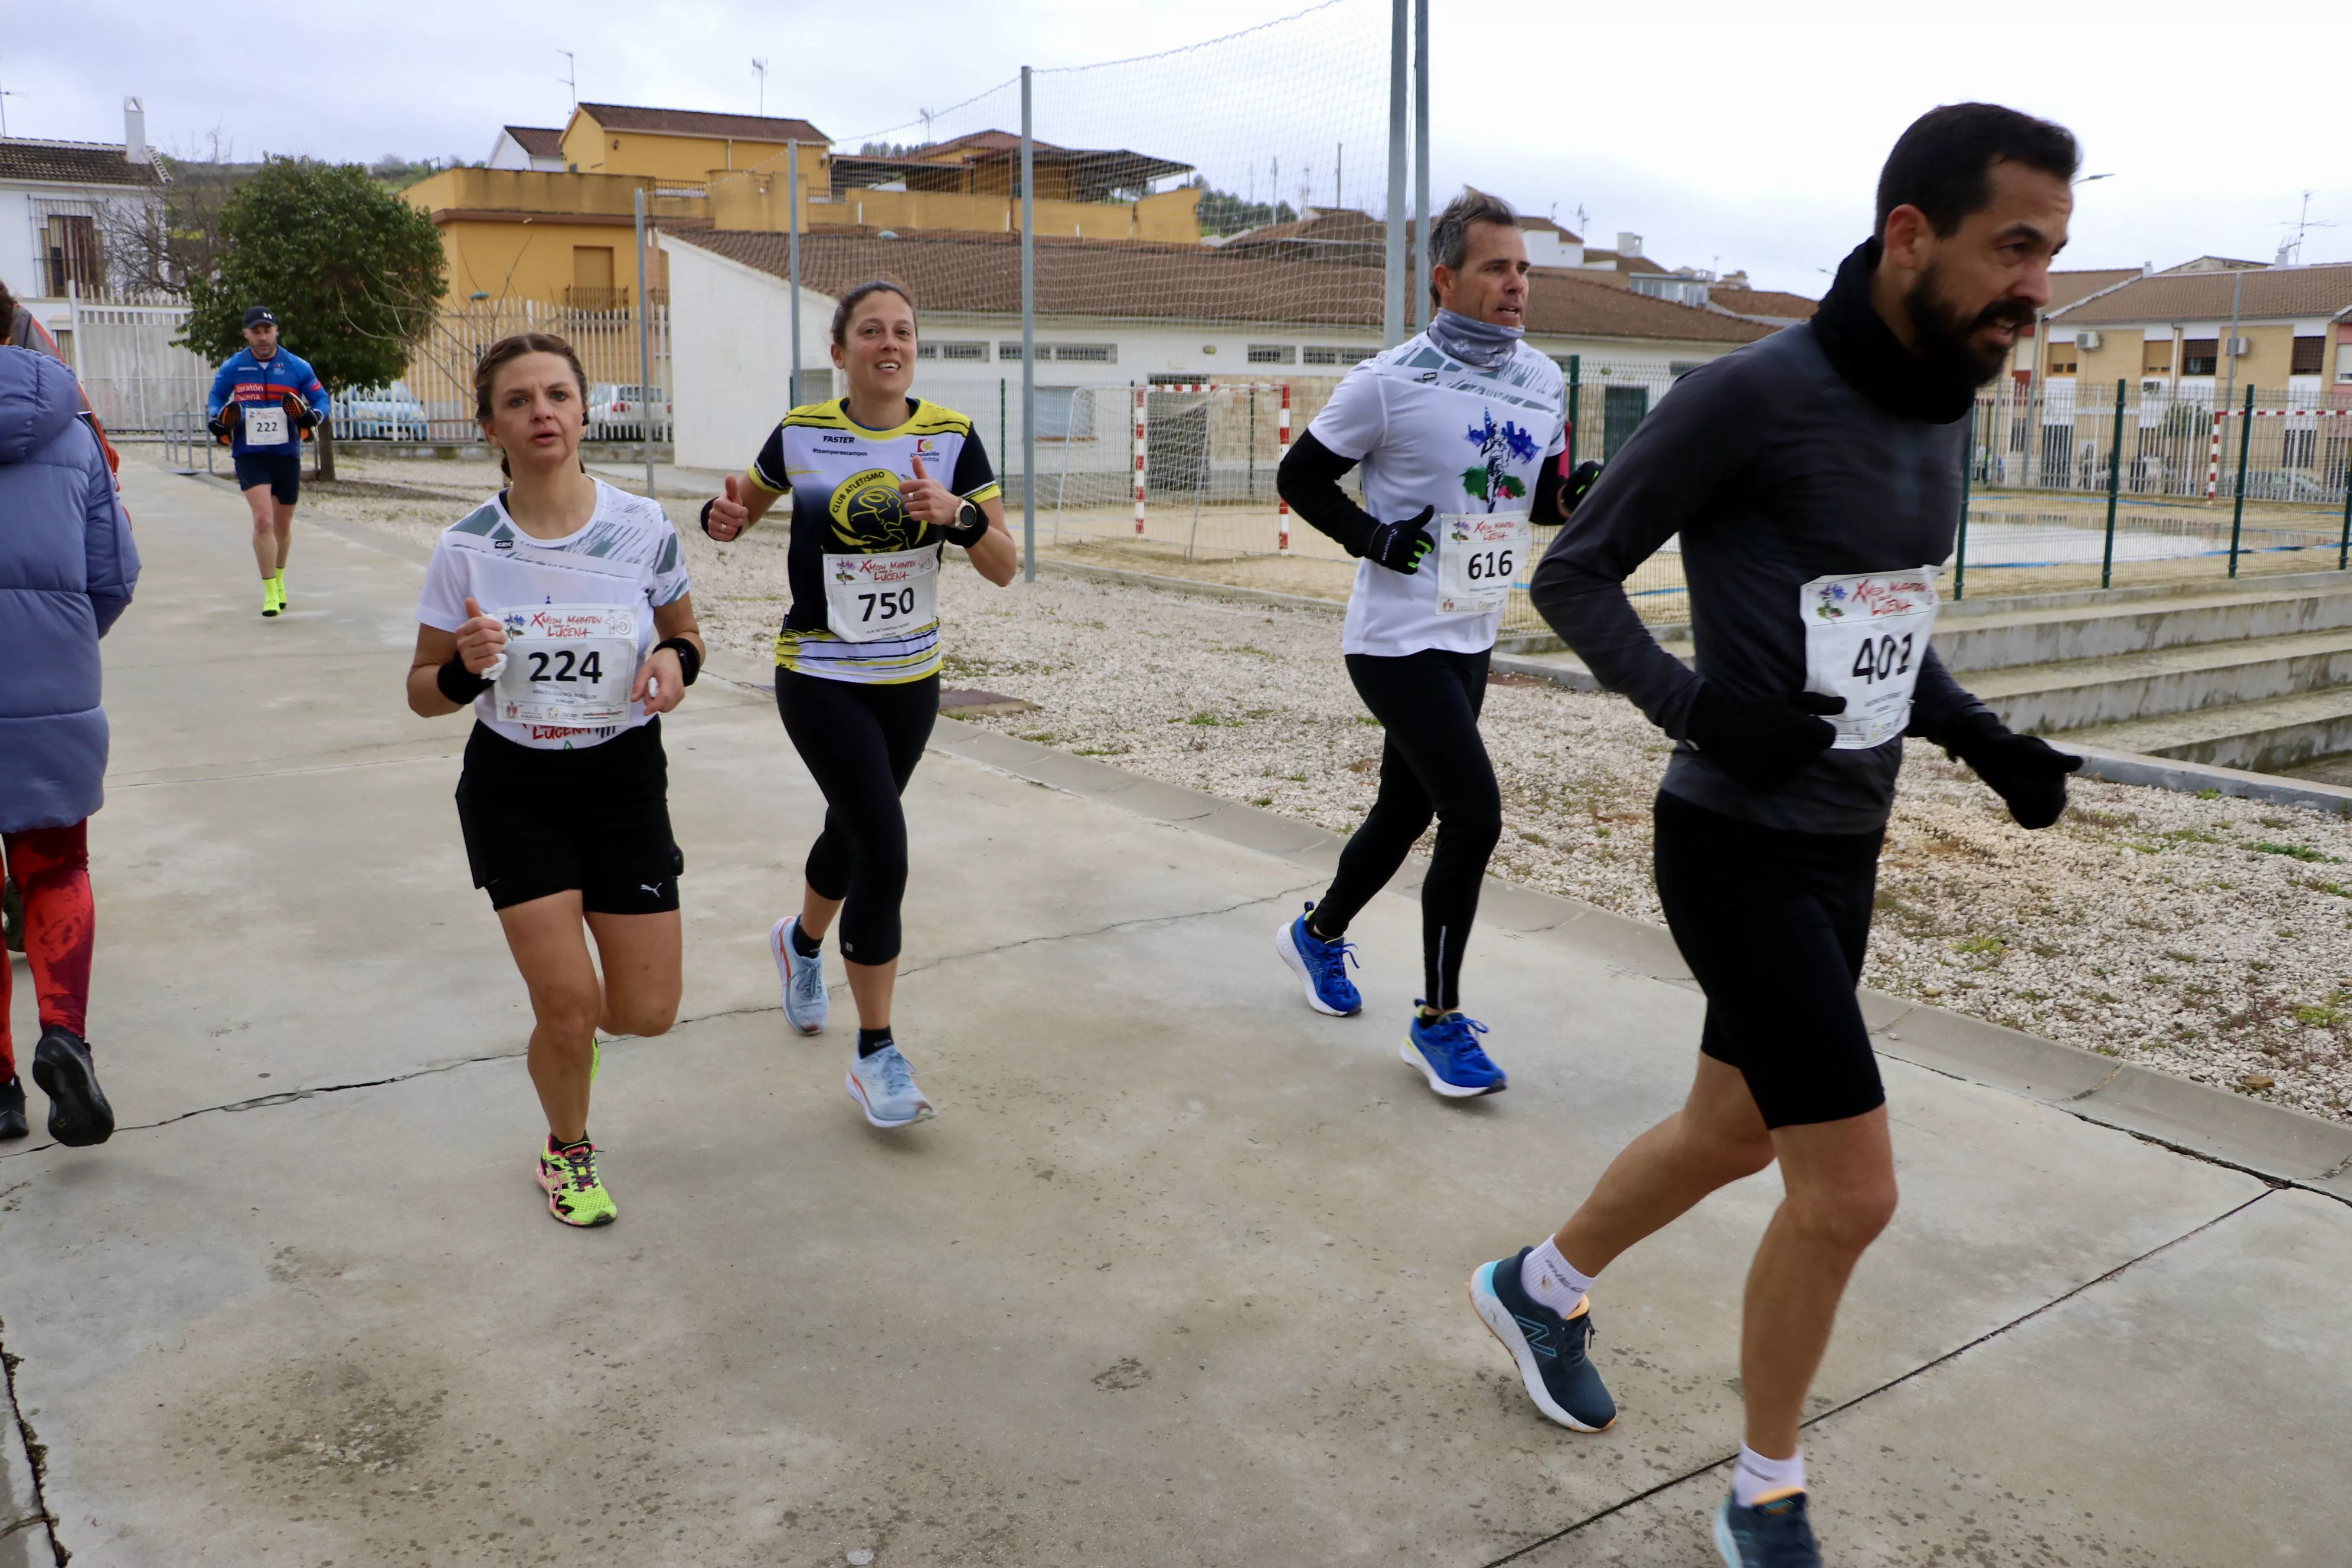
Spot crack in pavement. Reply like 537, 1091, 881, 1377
1473, 1188, 2277, 1566
0, 1316, 61, 1567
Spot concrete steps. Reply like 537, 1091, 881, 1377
2059, 688, 2352, 773
1971, 628, 2352, 734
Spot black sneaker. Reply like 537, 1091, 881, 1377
1713, 1489, 1820, 1566
1469, 1246, 1616, 1431
0, 1075, 25, 1141
32, 1025, 113, 1147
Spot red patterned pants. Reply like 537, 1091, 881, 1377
1, 821, 93, 1084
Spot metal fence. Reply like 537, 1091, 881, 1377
55, 298, 672, 445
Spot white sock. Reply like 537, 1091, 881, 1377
1731, 1444, 1805, 1507
1519, 1237, 1596, 1317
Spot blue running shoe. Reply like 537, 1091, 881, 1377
771, 915, 829, 1036
1402, 1005, 1505, 1097
1469, 1247, 1615, 1431
1714, 1489, 1820, 1567
1275, 903, 1361, 1017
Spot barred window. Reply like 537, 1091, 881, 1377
1302, 346, 1378, 365
917, 342, 988, 362
2291, 337, 2325, 375
1246, 344, 1296, 364
1053, 344, 1115, 364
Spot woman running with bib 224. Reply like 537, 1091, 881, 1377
701, 281, 1016, 1129
407, 332, 704, 1227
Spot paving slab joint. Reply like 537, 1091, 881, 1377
0, 1328, 61, 1566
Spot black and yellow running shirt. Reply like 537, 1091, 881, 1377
746, 396, 1001, 684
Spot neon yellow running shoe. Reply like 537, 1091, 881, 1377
536, 1139, 617, 1227
273, 572, 288, 610
260, 577, 281, 618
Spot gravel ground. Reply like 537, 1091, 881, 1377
301, 454, 2352, 1125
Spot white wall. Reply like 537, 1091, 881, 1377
0, 187, 42, 300
661, 236, 838, 473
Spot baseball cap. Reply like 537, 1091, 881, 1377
243, 306, 277, 328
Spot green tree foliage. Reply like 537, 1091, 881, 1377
1191, 179, 1296, 239
181, 156, 446, 396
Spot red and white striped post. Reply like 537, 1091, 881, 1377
2205, 407, 2227, 500
1276, 383, 1292, 552
1132, 385, 1147, 535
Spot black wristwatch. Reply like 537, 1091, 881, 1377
944, 499, 988, 548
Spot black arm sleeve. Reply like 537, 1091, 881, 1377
1277, 430, 1380, 558
1531, 460, 1567, 526
1905, 646, 1997, 745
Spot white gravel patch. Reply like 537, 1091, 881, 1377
305, 456, 2352, 1125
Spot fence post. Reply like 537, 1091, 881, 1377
1132, 384, 1148, 535
2339, 441, 2351, 571
1276, 383, 1292, 552
1954, 404, 1974, 601
633, 187, 655, 498
1019, 66, 1037, 583
2227, 383, 2256, 579
2101, 377, 2125, 590
1565, 354, 1580, 462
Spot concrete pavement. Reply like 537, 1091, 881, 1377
1, 457, 2347, 1566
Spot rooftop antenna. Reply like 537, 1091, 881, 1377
1574, 204, 1589, 238
752, 58, 768, 117
919, 108, 934, 147
557, 50, 577, 109
0, 64, 17, 138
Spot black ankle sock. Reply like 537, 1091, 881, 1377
790, 920, 822, 958
857, 1027, 894, 1059
548, 1131, 590, 1155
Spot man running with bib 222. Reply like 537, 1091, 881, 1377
1471, 105, 2085, 1567
1274, 188, 1593, 1099
207, 306, 326, 618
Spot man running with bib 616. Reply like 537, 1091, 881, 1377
1474, 106, 2086, 1566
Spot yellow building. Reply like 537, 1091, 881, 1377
407, 104, 1201, 309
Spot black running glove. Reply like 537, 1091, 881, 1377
1560, 459, 1603, 517
1684, 682, 1842, 796
283, 391, 321, 432
1362, 505, 1436, 575
1933, 710, 2082, 829
208, 404, 239, 443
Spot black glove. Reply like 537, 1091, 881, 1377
283, 391, 320, 433
208, 404, 239, 443
1560, 460, 1603, 517
1684, 682, 1841, 796
1935, 711, 2082, 829
1361, 505, 1436, 575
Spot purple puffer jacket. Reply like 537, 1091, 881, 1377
0, 346, 139, 833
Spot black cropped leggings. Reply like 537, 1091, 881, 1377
1311, 646, 1502, 1011
776, 669, 939, 966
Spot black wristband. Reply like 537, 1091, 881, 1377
699, 498, 718, 537
654, 636, 701, 686
436, 654, 492, 705
943, 500, 989, 548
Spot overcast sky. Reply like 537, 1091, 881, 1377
14, 0, 2347, 296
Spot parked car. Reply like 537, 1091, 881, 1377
586, 383, 670, 441
334, 382, 429, 442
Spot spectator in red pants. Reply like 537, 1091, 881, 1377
0, 276, 139, 1145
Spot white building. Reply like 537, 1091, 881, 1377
486, 126, 566, 172
0, 98, 167, 331
658, 227, 1775, 473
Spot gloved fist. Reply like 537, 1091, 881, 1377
1938, 712, 2082, 829
1364, 505, 1436, 575
1685, 682, 1841, 796
208, 405, 240, 443
284, 391, 320, 432
1560, 459, 1603, 517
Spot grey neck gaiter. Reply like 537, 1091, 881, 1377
1426, 308, 1523, 370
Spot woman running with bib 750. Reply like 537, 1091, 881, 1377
407, 332, 704, 1227
702, 280, 1016, 1128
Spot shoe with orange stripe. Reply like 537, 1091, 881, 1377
1713, 1488, 1819, 1566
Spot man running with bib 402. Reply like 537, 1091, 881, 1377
1474, 105, 2086, 1566
207, 305, 326, 619
1273, 188, 1595, 1099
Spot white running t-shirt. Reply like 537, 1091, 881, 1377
1307, 334, 1567, 658
416, 479, 691, 750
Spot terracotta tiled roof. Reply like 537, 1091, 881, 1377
2052, 264, 2352, 325
671, 228, 1775, 345
2044, 267, 2142, 312
1710, 286, 1818, 322
0, 137, 164, 189
1515, 214, 1583, 242
576, 103, 829, 146
502, 126, 564, 157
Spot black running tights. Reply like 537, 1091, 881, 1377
1312, 647, 1502, 1011
776, 670, 939, 966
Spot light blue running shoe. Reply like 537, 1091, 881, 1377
1402, 1005, 1507, 1097
771, 915, 829, 1035
846, 1044, 935, 1129
1275, 902, 1361, 1016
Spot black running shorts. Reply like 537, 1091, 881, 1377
233, 451, 302, 505
1651, 788, 1886, 1129
454, 720, 681, 914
